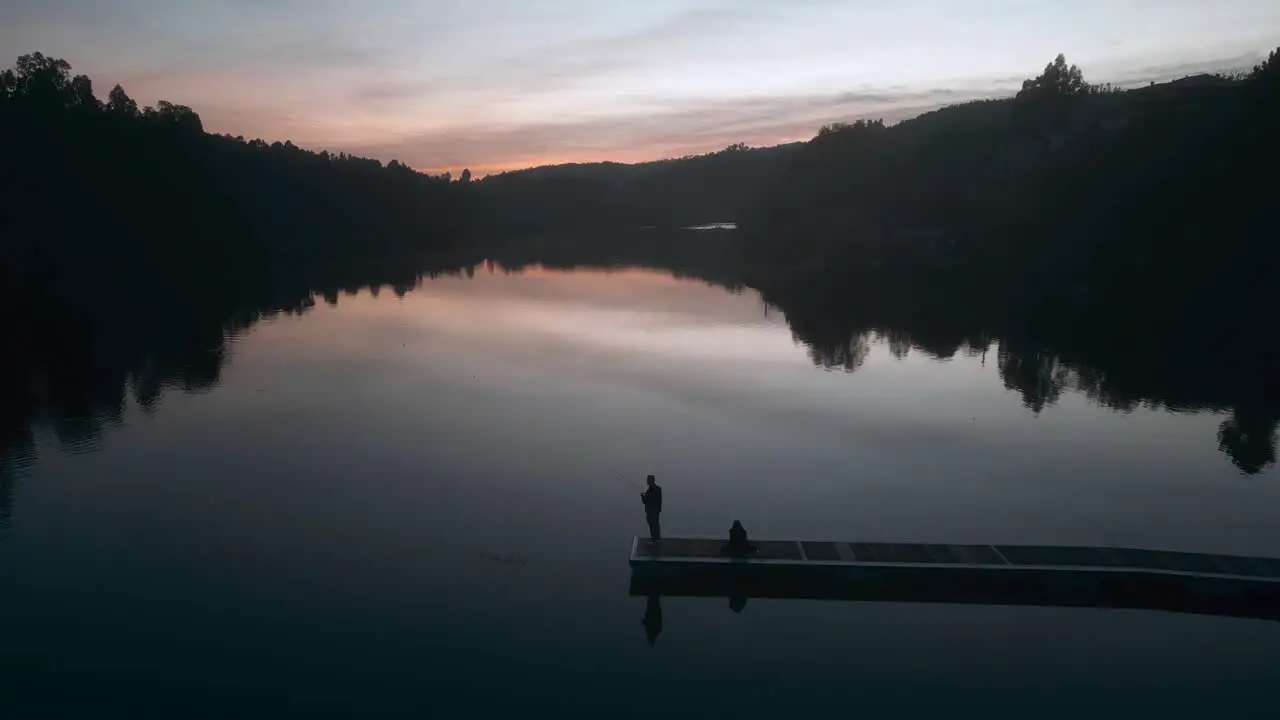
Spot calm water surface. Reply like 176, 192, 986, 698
3, 266, 1279, 717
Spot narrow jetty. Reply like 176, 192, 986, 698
628, 536, 1280, 622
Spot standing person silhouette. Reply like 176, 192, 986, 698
640, 475, 662, 543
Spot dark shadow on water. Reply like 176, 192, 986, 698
642, 593, 663, 646
630, 569, 1280, 625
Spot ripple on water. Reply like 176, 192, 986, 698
52, 417, 106, 457
0, 447, 32, 533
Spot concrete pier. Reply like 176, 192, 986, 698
628, 536, 1280, 622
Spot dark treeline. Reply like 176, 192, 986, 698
743, 52, 1279, 282
0, 51, 779, 294
0, 52, 475, 309
741, 50, 1280, 474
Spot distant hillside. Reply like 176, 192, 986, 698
476, 142, 802, 230
483, 142, 800, 184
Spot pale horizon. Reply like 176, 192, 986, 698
4, 1, 1276, 175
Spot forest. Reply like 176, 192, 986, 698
740, 51, 1279, 295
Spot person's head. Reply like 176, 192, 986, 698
732, 519, 743, 531
646, 475, 656, 486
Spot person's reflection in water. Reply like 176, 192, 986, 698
642, 593, 663, 646
728, 595, 748, 614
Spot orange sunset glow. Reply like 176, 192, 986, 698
5, 0, 1274, 175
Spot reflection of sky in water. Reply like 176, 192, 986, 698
2, 267, 1278, 715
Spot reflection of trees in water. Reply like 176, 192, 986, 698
808, 332, 871, 372
882, 329, 913, 360
771, 295, 1280, 475
0, 258, 480, 529
997, 345, 1069, 415
1218, 407, 1279, 476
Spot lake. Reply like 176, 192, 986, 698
2, 263, 1279, 718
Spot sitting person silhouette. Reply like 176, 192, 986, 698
721, 520, 757, 556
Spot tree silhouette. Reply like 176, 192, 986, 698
1016, 54, 1089, 101
147, 99, 202, 133
106, 84, 138, 117
1249, 48, 1278, 84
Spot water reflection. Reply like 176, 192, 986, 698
1, 235, 1277, 542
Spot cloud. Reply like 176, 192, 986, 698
344, 4, 778, 111
344, 84, 1015, 173
1107, 50, 1268, 84
341, 50, 1266, 174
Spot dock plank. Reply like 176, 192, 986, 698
1163, 552, 1226, 575
801, 542, 842, 562
881, 544, 936, 563
949, 545, 1008, 565
996, 545, 1112, 568
754, 541, 805, 561
923, 545, 963, 563
847, 543, 879, 561
633, 538, 804, 561
1215, 555, 1280, 579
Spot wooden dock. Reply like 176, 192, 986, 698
628, 537, 1280, 622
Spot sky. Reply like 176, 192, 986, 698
3, 1, 1277, 174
